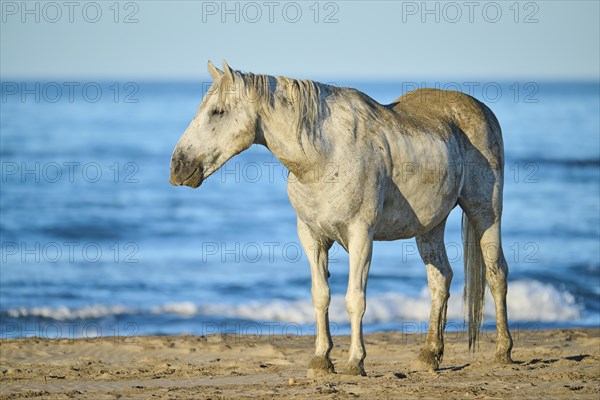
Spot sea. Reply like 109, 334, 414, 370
1, 79, 598, 339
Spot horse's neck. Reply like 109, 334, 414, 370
257, 100, 326, 181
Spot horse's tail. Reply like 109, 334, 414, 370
462, 212, 486, 351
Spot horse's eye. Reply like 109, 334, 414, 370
211, 108, 225, 117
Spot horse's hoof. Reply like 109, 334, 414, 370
307, 368, 334, 378
342, 362, 366, 376
495, 353, 514, 365
411, 358, 437, 372
306, 356, 335, 378
412, 349, 441, 372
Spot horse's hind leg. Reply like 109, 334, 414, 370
481, 220, 513, 363
413, 218, 453, 371
297, 218, 335, 377
459, 198, 514, 364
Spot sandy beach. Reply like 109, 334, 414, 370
1, 328, 598, 399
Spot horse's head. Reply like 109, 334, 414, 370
170, 60, 260, 188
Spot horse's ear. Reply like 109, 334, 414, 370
207, 60, 223, 80
222, 60, 236, 82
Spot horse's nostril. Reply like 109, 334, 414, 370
173, 159, 183, 174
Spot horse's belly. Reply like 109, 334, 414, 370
373, 187, 458, 240
372, 131, 464, 240
373, 203, 424, 240
373, 165, 462, 240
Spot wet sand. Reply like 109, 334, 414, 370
1, 328, 599, 399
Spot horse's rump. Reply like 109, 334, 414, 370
390, 88, 504, 172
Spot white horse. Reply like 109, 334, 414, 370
170, 61, 513, 376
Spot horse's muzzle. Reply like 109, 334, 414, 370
170, 158, 203, 188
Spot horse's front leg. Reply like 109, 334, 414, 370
344, 223, 374, 376
297, 218, 335, 378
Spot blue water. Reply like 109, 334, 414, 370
1, 80, 598, 339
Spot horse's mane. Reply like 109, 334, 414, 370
215, 69, 339, 149
212, 69, 454, 151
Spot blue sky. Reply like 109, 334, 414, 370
1, 1, 599, 80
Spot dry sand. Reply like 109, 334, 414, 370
1, 328, 598, 399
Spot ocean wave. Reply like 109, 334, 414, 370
5, 304, 136, 320
191, 280, 582, 323
3, 280, 581, 324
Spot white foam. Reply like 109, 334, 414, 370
502, 280, 581, 321
152, 302, 197, 316
6, 304, 134, 320
4, 280, 582, 324
193, 280, 581, 323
